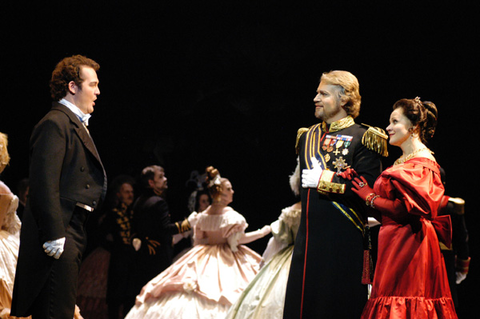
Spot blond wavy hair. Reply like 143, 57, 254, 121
321, 70, 361, 119
0, 132, 10, 174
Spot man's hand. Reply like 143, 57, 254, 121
302, 157, 323, 188
43, 237, 66, 259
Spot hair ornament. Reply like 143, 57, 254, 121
414, 96, 423, 107
209, 174, 222, 188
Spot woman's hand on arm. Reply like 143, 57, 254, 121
352, 176, 407, 217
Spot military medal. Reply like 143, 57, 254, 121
323, 136, 332, 151
333, 156, 350, 173
342, 136, 353, 155
334, 139, 344, 155
325, 153, 331, 162
327, 136, 336, 152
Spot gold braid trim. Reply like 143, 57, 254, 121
456, 257, 471, 274
146, 238, 161, 255
317, 170, 345, 195
176, 218, 192, 233
322, 116, 355, 133
361, 124, 389, 157
295, 127, 309, 154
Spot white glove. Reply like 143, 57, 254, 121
302, 157, 323, 188
456, 272, 467, 284
43, 237, 66, 259
367, 217, 381, 227
132, 238, 142, 251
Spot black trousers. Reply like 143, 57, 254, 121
30, 207, 89, 319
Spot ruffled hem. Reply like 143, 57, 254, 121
226, 246, 293, 319
126, 291, 230, 319
361, 296, 458, 319
136, 243, 261, 306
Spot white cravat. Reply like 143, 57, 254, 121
58, 99, 91, 126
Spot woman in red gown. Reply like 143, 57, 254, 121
351, 97, 457, 318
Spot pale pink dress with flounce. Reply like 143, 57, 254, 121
0, 186, 23, 319
125, 209, 262, 319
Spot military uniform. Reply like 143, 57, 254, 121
284, 116, 387, 319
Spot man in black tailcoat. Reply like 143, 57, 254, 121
12, 55, 107, 318
128, 165, 191, 303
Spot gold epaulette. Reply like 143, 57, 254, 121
448, 197, 465, 215
361, 124, 389, 157
295, 127, 309, 154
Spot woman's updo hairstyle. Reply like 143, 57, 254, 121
392, 97, 438, 143
205, 166, 224, 201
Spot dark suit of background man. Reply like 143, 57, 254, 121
12, 55, 107, 319
128, 165, 191, 304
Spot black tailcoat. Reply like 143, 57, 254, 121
128, 190, 186, 298
11, 102, 106, 318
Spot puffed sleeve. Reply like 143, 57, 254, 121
262, 205, 301, 262
272, 206, 301, 246
382, 159, 444, 219
220, 211, 248, 252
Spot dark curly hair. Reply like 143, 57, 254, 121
49, 55, 100, 101
392, 97, 438, 144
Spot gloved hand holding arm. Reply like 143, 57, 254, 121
352, 176, 407, 217
302, 157, 323, 188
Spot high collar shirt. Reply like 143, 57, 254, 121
58, 98, 92, 126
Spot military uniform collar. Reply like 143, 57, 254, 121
322, 116, 355, 133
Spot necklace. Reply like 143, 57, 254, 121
394, 147, 433, 165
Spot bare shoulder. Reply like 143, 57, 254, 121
419, 149, 436, 162
0, 181, 13, 195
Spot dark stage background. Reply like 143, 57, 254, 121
1, 1, 478, 317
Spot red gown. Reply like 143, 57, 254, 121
361, 158, 457, 319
